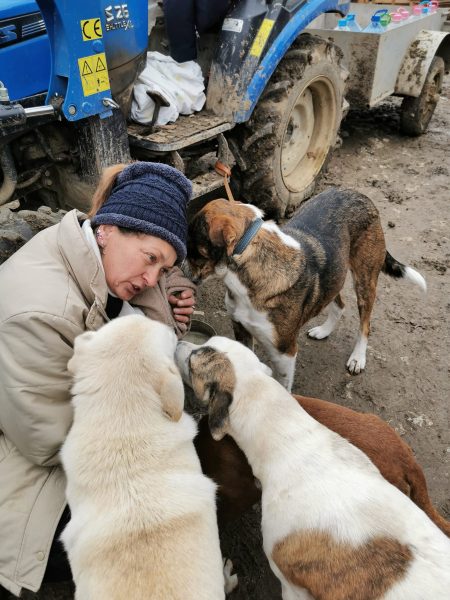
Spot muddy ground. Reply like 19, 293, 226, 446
2, 83, 448, 600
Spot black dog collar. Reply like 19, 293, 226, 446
232, 218, 264, 256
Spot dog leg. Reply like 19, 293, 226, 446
223, 558, 238, 594
348, 265, 382, 375
347, 224, 385, 374
232, 320, 254, 351
308, 295, 345, 340
347, 332, 369, 375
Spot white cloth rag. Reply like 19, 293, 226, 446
131, 51, 206, 126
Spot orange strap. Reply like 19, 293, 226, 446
215, 161, 235, 203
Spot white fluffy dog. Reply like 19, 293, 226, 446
176, 336, 450, 600
60, 315, 226, 600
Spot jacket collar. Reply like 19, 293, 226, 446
57, 210, 108, 315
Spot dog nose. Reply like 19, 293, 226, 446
175, 341, 197, 386
180, 260, 193, 279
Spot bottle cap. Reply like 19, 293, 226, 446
347, 13, 356, 21
380, 13, 391, 26
338, 18, 348, 26
371, 14, 382, 22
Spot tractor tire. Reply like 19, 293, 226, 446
400, 56, 444, 137
236, 34, 348, 219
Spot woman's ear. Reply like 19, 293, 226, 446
208, 383, 233, 441
158, 362, 185, 422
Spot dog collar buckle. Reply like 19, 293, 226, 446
232, 218, 264, 256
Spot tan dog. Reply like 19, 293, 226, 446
187, 188, 426, 390
176, 336, 450, 600
60, 315, 227, 600
194, 397, 450, 536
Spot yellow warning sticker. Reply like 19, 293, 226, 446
78, 53, 110, 96
80, 18, 103, 41
249, 19, 275, 57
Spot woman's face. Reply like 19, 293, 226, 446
98, 225, 177, 301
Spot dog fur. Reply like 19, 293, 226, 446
194, 396, 450, 536
187, 189, 426, 390
176, 336, 450, 600
60, 315, 225, 600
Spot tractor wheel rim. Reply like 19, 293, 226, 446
280, 76, 337, 193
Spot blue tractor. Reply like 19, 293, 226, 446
0, 0, 349, 220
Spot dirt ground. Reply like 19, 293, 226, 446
2, 83, 448, 600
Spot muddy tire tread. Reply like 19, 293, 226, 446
237, 34, 347, 219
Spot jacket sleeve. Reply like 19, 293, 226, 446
0, 313, 79, 467
132, 266, 196, 338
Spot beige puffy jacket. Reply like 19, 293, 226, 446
0, 210, 195, 595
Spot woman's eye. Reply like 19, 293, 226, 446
147, 254, 156, 264
160, 267, 169, 276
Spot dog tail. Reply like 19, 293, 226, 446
382, 252, 427, 293
406, 462, 450, 537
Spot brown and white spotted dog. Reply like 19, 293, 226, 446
175, 336, 450, 600
186, 188, 426, 391
193, 397, 450, 536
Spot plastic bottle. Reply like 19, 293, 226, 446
388, 12, 404, 28
397, 7, 411, 20
411, 4, 424, 18
363, 14, 387, 33
346, 13, 362, 31
334, 17, 351, 31
419, 0, 439, 10
380, 13, 392, 27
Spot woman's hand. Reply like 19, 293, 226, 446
168, 289, 196, 325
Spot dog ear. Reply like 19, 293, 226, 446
207, 382, 233, 441
158, 362, 185, 422
209, 216, 239, 256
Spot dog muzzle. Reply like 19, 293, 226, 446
175, 340, 199, 386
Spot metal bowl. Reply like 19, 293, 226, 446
184, 319, 217, 346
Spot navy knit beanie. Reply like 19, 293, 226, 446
91, 162, 192, 262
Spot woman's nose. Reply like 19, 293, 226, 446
142, 268, 159, 288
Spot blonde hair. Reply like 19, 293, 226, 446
87, 163, 129, 219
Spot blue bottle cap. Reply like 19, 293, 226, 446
338, 18, 348, 26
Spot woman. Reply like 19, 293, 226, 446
0, 161, 196, 597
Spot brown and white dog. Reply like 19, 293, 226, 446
176, 336, 450, 600
60, 315, 230, 600
186, 188, 426, 390
194, 398, 450, 536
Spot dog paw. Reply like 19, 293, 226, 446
308, 325, 331, 340
223, 558, 238, 594
346, 355, 365, 375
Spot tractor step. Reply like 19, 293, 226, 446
128, 111, 234, 152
